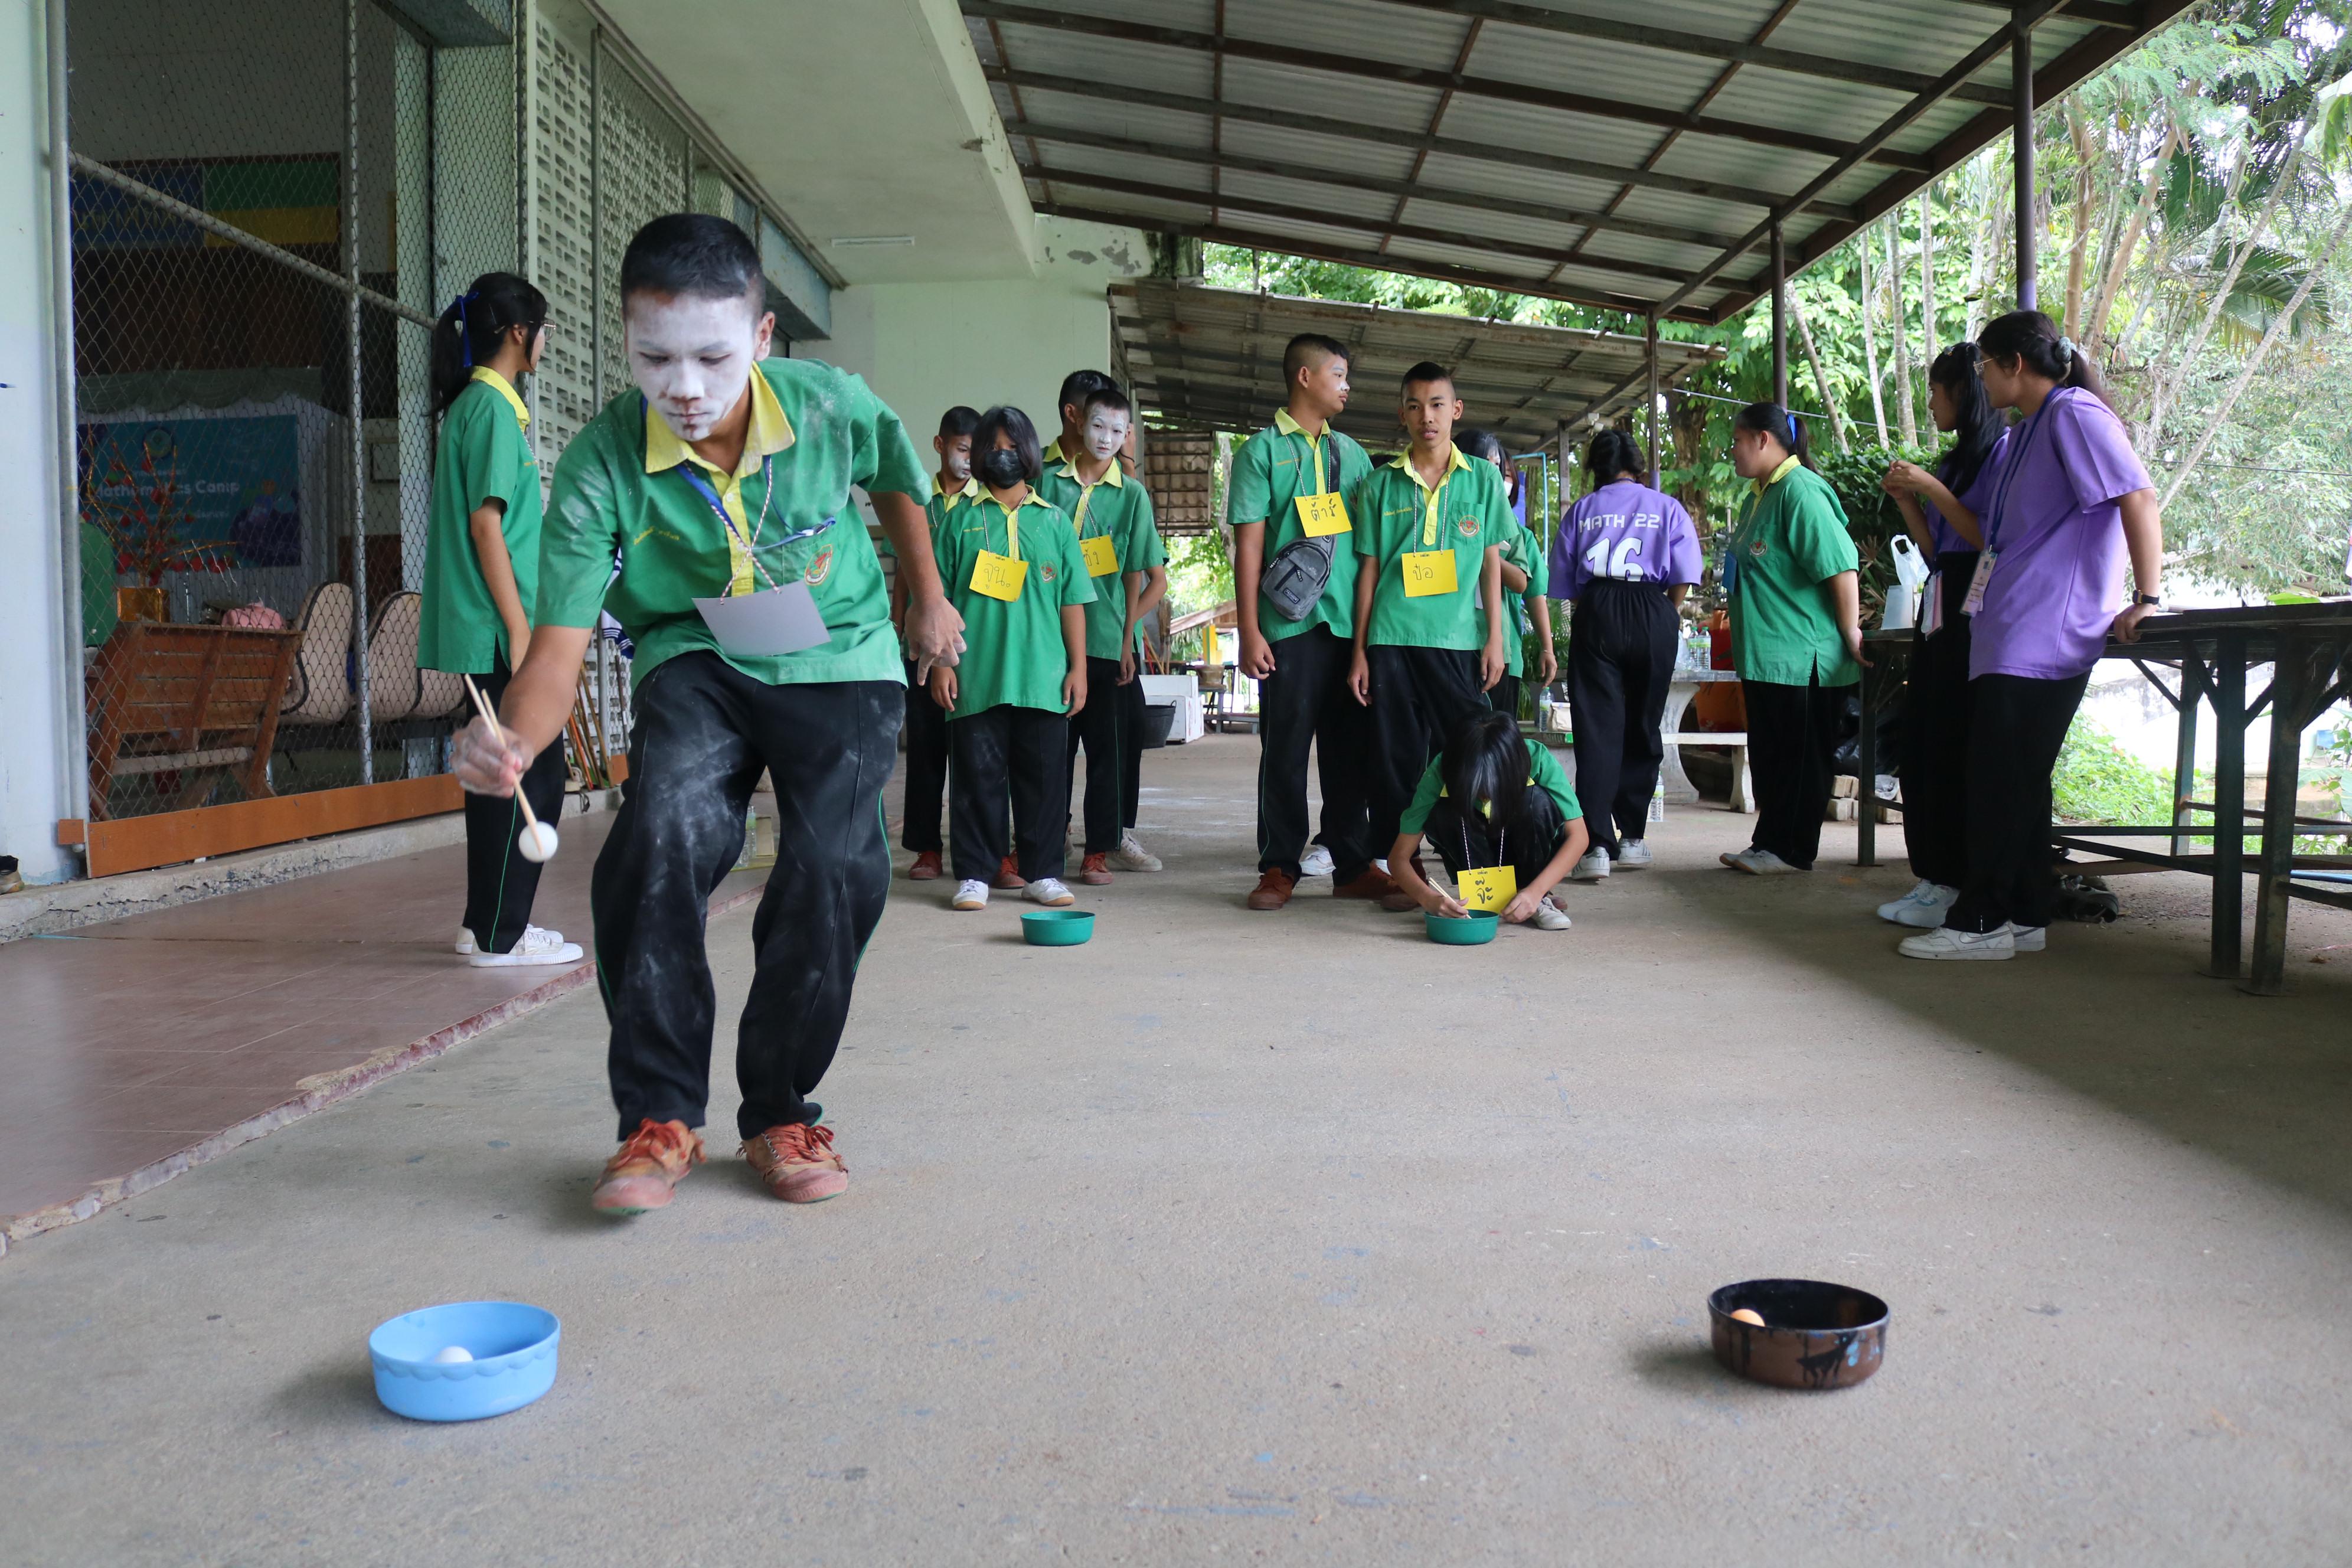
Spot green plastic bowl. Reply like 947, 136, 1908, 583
1021, 909, 1096, 947
1425, 909, 1500, 946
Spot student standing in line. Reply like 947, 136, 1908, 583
1877, 344, 2007, 928
1719, 403, 1866, 876
888, 406, 979, 882
453, 214, 965, 1217
1043, 368, 1119, 468
1230, 333, 1396, 911
1037, 386, 1168, 884
1386, 708, 1585, 932
1902, 311, 2162, 961
1459, 429, 1556, 729
1347, 361, 1514, 911
417, 272, 582, 970
1549, 429, 1703, 882
929, 406, 1095, 913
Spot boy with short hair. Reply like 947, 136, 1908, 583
1229, 334, 1394, 911
1345, 362, 1513, 910
1035, 385, 1168, 883
889, 406, 979, 880
1043, 368, 1118, 467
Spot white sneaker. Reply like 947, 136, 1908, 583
1724, 848, 1802, 876
1898, 925, 2015, 961
1024, 877, 1076, 907
1531, 894, 1573, 931
2009, 923, 2047, 953
1570, 848, 1612, 882
1298, 844, 1335, 878
1615, 839, 1653, 868
1877, 880, 1958, 927
467, 925, 584, 968
951, 879, 990, 912
455, 926, 475, 955
1108, 831, 1163, 873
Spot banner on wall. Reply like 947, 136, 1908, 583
79, 414, 305, 572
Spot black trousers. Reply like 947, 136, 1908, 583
900, 659, 949, 854
1567, 579, 1677, 856
592, 654, 900, 1141
1946, 671, 2089, 933
1066, 655, 1147, 853
1366, 643, 1494, 856
1899, 556, 1977, 887
1422, 787, 1569, 887
950, 704, 1069, 884
1742, 673, 1850, 871
1255, 625, 1374, 883
1488, 673, 1522, 726
462, 654, 569, 954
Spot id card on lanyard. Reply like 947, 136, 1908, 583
1400, 462, 1459, 597
1963, 403, 2049, 617
672, 462, 835, 657
1293, 432, 1351, 537
971, 501, 1028, 602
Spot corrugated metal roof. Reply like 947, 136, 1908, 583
969, 0, 2197, 324
1112, 278, 1725, 443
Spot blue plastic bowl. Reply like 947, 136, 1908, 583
1425, 909, 1501, 946
1021, 909, 1096, 946
369, 1301, 560, 1422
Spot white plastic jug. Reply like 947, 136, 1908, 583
1882, 534, 1930, 630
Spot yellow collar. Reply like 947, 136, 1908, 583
469, 367, 530, 430
1389, 442, 1472, 490
1041, 438, 1064, 465
1750, 453, 1802, 498
643, 368, 794, 478
937, 475, 980, 511
1053, 455, 1123, 489
1274, 407, 1330, 440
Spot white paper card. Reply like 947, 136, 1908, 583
692, 580, 830, 656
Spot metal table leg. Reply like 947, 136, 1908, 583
2206, 638, 2246, 979
2171, 657, 2205, 859
2246, 632, 2334, 995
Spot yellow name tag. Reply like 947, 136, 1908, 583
1295, 491, 1351, 538
1401, 549, 1459, 597
971, 550, 1028, 602
1456, 865, 1517, 913
1081, 534, 1119, 577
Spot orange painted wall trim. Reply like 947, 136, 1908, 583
60, 775, 463, 878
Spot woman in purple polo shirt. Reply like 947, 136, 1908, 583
1877, 342, 2007, 929
1900, 311, 2164, 962
1549, 429, 1703, 878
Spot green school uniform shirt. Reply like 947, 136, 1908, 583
1726, 456, 1861, 687
930, 488, 1096, 717
1225, 408, 1374, 642
1399, 739, 1582, 836
1500, 521, 1549, 680
537, 358, 927, 692
1035, 456, 1167, 661
1351, 444, 1516, 651
419, 368, 540, 673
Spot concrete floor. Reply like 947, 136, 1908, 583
9, 734, 2352, 1566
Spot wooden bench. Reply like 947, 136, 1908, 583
87, 621, 305, 819
1665, 731, 1752, 813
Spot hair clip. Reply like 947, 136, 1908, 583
2056, 334, 2077, 363
1784, 411, 1799, 446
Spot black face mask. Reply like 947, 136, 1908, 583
975, 447, 1027, 489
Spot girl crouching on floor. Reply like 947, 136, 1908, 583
1387, 709, 1589, 931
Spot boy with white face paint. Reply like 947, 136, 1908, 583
449, 214, 964, 1218
1036, 386, 1168, 881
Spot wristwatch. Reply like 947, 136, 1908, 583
2131, 592, 2163, 607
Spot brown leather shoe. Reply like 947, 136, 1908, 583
1246, 867, 1296, 910
1378, 857, 1427, 912
1079, 851, 1113, 886
743, 1122, 848, 1203
992, 855, 1027, 891
908, 850, 943, 881
590, 1118, 705, 1216
1332, 867, 1396, 900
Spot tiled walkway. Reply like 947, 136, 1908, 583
1, 812, 762, 1237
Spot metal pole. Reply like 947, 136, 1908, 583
47, 0, 88, 827
1645, 312, 1661, 488
589, 28, 603, 405
347, 0, 371, 785
2013, 25, 2037, 312
1769, 222, 1788, 408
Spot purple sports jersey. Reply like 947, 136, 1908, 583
1548, 479, 1703, 599
1923, 429, 2007, 561
1969, 387, 2152, 681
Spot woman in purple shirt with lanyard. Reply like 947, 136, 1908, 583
1877, 342, 2006, 929
1548, 430, 1703, 878
1900, 311, 2165, 961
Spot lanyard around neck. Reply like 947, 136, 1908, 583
994, 496, 1025, 561
1411, 456, 1452, 548
1982, 398, 2054, 554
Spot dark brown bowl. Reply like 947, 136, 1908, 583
1708, 1278, 1889, 1390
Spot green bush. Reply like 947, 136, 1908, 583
1812, 442, 1937, 622
2052, 716, 2178, 826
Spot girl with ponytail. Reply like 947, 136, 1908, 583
1897, 309, 2164, 962
417, 271, 576, 969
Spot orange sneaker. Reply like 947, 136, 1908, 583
1079, 851, 1113, 886
992, 855, 1027, 891
908, 850, 943, 881
590, 1118, 705, 1216
743, 1122, 849, 1204
1246, 867, 1296, 910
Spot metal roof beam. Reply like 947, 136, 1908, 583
1113, 349, 1626, 407
986, 66, 1861, 222
1110, 281, 1727, 362
1376, 0, 2010, 106
963, 2, 1933, 170
1001, 118, 1746, 252
1946, 0, 2139, 25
